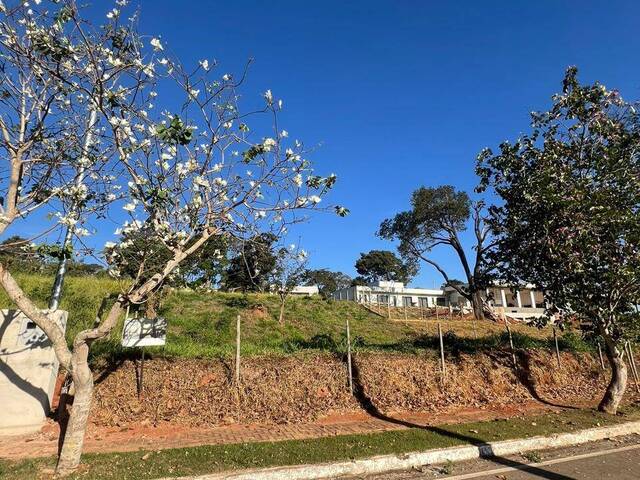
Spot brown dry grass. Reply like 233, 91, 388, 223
91, 351, 609, 429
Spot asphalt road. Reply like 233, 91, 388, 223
349, 434, 640, 480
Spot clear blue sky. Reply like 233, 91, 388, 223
20, 1, 640, 287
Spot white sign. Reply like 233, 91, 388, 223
121, 317, 167, 347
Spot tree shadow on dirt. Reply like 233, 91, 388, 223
349, 357, 577, 480
515, 350, 579, 410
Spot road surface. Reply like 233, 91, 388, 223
349, 434, 640, 480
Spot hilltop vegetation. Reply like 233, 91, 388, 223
0, 274, 589, 362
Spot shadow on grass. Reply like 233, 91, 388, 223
349, 357, 577, 480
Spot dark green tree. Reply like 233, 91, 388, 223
224, 233, 277, 292
302, 268, 352, 298
378, 186, 494, 320
354, 250, 416, 285
110, 227, 227, 287
476, 67, 640, 414
0, 236, 44, 273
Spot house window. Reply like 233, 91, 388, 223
436, 297, 446, 306
377, 294, 389, 304
402, 296, 412, 307
419, 297, 430, 307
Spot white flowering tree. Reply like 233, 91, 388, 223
0, 1, 345, 475
270, 243, 309, 325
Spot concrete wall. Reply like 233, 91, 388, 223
0, 309, 67, 435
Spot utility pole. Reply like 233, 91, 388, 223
49, 109, 98, 310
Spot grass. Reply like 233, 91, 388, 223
0, 273, 593, 362
1, 406, 638, 479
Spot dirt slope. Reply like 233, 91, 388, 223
90, 350, 609, 428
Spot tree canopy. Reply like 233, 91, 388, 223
224, 234, 278, 292
477, 66, 640, 413
378, 185, 494, 319
302, 268, 351, 298
354, 249, 415, 285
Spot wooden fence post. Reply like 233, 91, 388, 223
438, 322, 446, 378
597, 342, 606, 370
553, 327, 561, 368
625, 341, 640, 393
387, 299, 391, 319
346, 318, 353, 393
235, 314, 241, 386
506, 324, 517, 370
137, 347, 145, 399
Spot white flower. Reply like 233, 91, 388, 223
280, 130, 289, 138
293, 174, 303, 187
193, 176, 210, 189
189, 88, 200, 98
123, 202, 136, 212
222, 74, 231, 81
106, 8, 118, 19
150, 38, 164, 51
309, 195, 322, 204
263, 137, 277, 151
104, 241, 117, 249
264, 89, 273, 104
199, 59, 209, 71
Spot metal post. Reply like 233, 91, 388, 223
235, 315, 241, 386
346, 318, 353, 393
553, 327, 561, 368
49, 109, 98, 310
438, 322, 446, 377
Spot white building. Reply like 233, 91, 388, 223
290, 285, 320, 296
332, 281, 546, 321
332, 281, 446, 307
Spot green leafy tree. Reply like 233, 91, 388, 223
354, 250, 416, 285
111, 228, 227, 287
302, 268, 351, 298
224, 233, 278, 292
0, 236, 44, 272
476, 67, 640, 414
378, 186, 494, 320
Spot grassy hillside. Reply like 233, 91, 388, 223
0, 274, 588, 362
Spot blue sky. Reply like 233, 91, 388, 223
16, 1, 640, 287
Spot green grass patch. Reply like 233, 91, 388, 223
0, 274, 595, 362
2, 406, 638, 479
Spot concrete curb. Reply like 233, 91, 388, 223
163, 420, 640, 480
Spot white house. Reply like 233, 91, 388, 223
332, 280, 546, 321
290, 285, 320, 296
331, 281, 446, 308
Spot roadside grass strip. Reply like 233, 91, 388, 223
1, 405, 639, 479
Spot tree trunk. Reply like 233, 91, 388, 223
471, 290, 485, 321
278, 298, 285, 325
598, 331, 627, 415
56, 344, 94, 476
